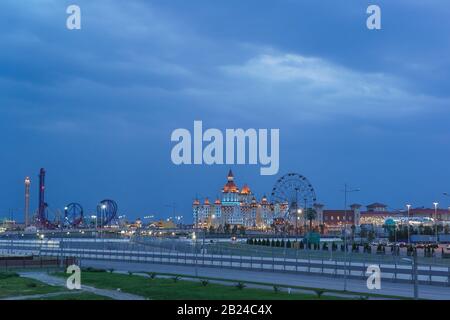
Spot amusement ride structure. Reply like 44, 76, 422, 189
29, 168, 118, 230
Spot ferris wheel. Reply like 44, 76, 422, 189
96, 199, 118, 227
64, 203, 84, 228
270, 173, 317, 221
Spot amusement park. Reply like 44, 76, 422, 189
0, 168, 450, 301
9, 168, 122, 236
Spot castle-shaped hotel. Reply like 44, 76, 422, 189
193, 170, 276, 228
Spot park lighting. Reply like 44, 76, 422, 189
406, 204, 412, 245
39, 234, 45, 240
433, 202, 439, 244
402, 257, 419, 300
341, 184, 360, 292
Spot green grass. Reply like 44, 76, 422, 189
0, 272, 63, 298
30, 292, 112, 300
60, 271, 344, 300
140, 271, 407, 300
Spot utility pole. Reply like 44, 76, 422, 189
24, 177, 31, 227
342, 184, 360, 291
412, 249, 419, 300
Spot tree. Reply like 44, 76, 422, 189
368, 230, 375, 243
306, 208, 317, 231
286, 240, 292, 248
319, 224, 325, 235
351, 225, 356, 242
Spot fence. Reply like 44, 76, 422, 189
0, 238, 449, 286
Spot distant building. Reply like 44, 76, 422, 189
193, 170, 276, 229
317, 203, 450, 231
193, 171, 450, 231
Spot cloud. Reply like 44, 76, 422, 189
211, 51, 450, 122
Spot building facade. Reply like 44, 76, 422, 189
193, 170, 276, 229
193, 171, 450, 231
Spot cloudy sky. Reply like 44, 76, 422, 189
1, 0, 450, 222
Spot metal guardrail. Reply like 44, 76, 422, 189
1, 241, 449, 287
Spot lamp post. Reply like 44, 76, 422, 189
342, 184, 360, 291
297, 209, 302, 243
403, 250, 419, 300
406, 204, 411, 246
433, 202, 438, 245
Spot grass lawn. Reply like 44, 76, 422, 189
30, 292, 112, 300
62, 271, 345, 300
0, 272, 62, 298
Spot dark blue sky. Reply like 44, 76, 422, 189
1, 0, 450, 222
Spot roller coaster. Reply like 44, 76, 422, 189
34, 168, 119, 229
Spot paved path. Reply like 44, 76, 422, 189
115, 271, 370, 300
82, 260, 450, 300
3, 291, 80, 300
19, 272, 146, 300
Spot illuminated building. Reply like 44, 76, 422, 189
193, 170, 274, 228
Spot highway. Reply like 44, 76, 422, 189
81, 259, 450, 300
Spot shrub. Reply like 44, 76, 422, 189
149, 272, 156, 279
314, 289, 325, 299
26, 282, 37, 288
83, 267, 106, 273
0, 272, 19, 280
108, 268, 115, 273
128, 271, 133, 276
200, 280, 209, 286
236, 282, 246, 290
172, 276, 181, 283
273, 285, 280, 293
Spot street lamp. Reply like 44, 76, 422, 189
341, 184, 360, 292
402, 255, 419, 300
433, 202, 439, 245
406, 204, 411, 246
